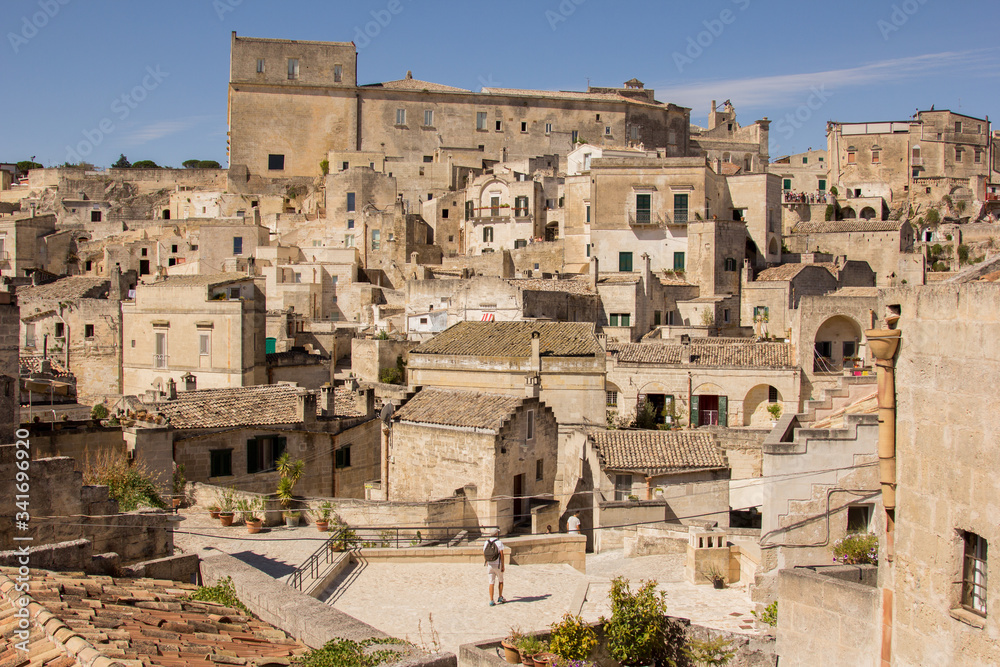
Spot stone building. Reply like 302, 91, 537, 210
784, 218, 914, 286
0, 213, 56, 279
458, 172, 547, 256
121, 274, 266, 396
689, 100, 771, 175
389, 387, 558, 534
228, 33, 691, 179
407, 321, 606, 428
604, 337, 800, 429
16, 270, 136, 403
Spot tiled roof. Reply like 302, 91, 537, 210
609, 339, 793, 368
591, 429, 727, 474
16, 277, 109, 302
718, 162, 742, 176
142, 273, 250, 289
829, 287, 880, 297
792, 219, 904, 234
598, 273, 641, 284
145, 385, 363, 429
394, 388, 524, 431
480, 87, 663, 109
363, 77, 469, 92
507, 278, 596, 295
657, 272, 693, 286
755, 263, 837, 282
19, 355, 72, 378
0, 568, 306, 667
413, 321, 602, 357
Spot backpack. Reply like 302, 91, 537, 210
484, 538, 500, 564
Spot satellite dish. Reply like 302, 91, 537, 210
379, 402, 395, 426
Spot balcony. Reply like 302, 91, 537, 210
153, 354, 168, 369
628, 211, 665, 227
911, 156, 923, 166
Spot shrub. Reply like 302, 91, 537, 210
83, 449, 165, 511
548, 614, 597, 661
320, 159, 330, 175
132, 160, 160, 169
766, 403, 783, 421
682, 636, 736, 666
700, 308, 715, 327
295, 638, 409, 667
634, 400, 657, 430
602, 577, 669, 667
379, 366, 403, 385
90, 403, 109, 420
925, 208, 940, 225
186, 576, 250, 614
833, 532, 878, 564
752, 600, 778, 627
958, 244, 970, 264
825, 204, 835, 221
829, 186, 838, 197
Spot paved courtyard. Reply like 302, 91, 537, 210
173, 511, 758, 657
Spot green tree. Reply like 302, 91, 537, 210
925, 208, 940, 225
602, 577, 670, 667
16, 160, 43, 173
182, 159, 200, 168
198, 160, 221, 168
111, 154, 131, 169
131, 160, 160, 169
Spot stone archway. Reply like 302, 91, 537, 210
813, 315, 863, 373
769, 237, 779, 256
841, 206, 857, 219
743, 384, 782, 426
859, 207, 877, 220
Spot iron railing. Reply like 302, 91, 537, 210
288, 525, 498, 592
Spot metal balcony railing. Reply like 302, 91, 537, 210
153, 354, 168, 369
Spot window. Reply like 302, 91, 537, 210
333, 64, 342, 82
490, 195, 500, 217
24, 324, 35, 347
424, 110, 433, 126
526, 409, 535, 440
605, 126, 612, 136
723, 309, 730, 324
91, 210, 102, 222
335, 446, 352, 469
619, 251, 633, 272
341, 161, 349, 171
483, 227, 494, 243
872, 149, 880, 164
545, 122, 552, 134
630, 125, 639, 141
395, 108, 406, 125
846, 504, 871, 532
606, 391, 618, 407
673, 251, 685, 271
154, 331, 167, 368
673, 194, 689, 224
495, 120, 502, 131
596, 113, 601, 121
843, 340, 857, 358
754, 306, 769, 321
975, 149, 983, 164
514, 239, 527, 249
571, 130, 579, 143
521, 121, 527, 132
246, 436, 286, 474
371, 229, 381, 250
818, 179, 827, 192
514, 196, 529, 217
724, 258, 737, 271
233, 237, 243, 255
347, 219, 354, 229
442, 208, 449, 219
54, 322, 65, 338
465, 201, 474, 219
635, 193, 651, 224
199, 332, 210, 356
256, 58, 265, 74
85, 260, 92, 271
955, 121, 963, 133
585, 204, 591, 223
847, 149, 856, 164
346, 192, 356, 212
477, 112, 488, 130
615, 474, 632, 501
962, 531, 988, 616
802, 156, 808, 164
956, 147, 964, 163
586, 244, 590, 257
783, 178, 792, 190
84, 324, 95, 339
210, 450, 232, 478
268, 154, 284, 170
653, 311, 661, 326
345, 234, 355, 248
536, 458, 544, 481
287, 58, 299, 80
609, 313, 630, 327
768, 385, 779, 403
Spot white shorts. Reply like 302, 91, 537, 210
488, 563, 504, 584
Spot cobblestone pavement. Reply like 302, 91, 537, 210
171, 509, 329, 582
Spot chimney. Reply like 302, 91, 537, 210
531, 330, 541, 374
680, 334, 692, 364
296, 388, 318, 425
642, 252, 652, 300
182, 372, 196, 392
355, 387, 376, 417
167, 377, 177, 400
524, 373, 540, 398
590, 256, 599, 292
320, 382, 335, 417
110, 264, 123, 301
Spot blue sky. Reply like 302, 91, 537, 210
5, 0, 998, 168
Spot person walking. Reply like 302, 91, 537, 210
567, 511, 581, 534
484, 529, 505, 606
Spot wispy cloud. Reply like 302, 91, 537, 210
121, 116, 214, 146
656, 50, 997, 109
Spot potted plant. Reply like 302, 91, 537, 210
237, 497, 263, 534
704, 564, 727, 589
516, 636, 545, 667
315, 501, 333, 532
208, 504, 221, 520
217, 487, 236, 526
501, 627, 524, 664
275, 453, 305, 526
766, 402, 783, 425
329, 515, 359, 552
548, 614, 597, 664
171, 464, 186, 508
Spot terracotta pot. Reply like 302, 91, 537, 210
209, 509, 221, 519
219, 512, 234, 527
520, 650, 533, 667
500, 641, 520, 665
171, 498, 181, 509
713, 578, 725, 589
247, 519, 263, 534
533, 653, 558, 667
315, 520, 330, 532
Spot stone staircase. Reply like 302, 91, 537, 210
797, 376, 877, 426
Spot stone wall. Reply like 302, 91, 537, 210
776, 565, 879, 667
0, 293, 17, 443
27, 422, 127, 472
351, 338, 417, 383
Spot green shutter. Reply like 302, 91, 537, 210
247, 438, 258, 474
719, 396, 728, 427
335, 448, 344, 469
265, 337, 276, 354
690, 396, 699, 427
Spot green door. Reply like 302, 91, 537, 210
265, 337, 276, 354
689, 395, 699, 428
718, 396, 728, 427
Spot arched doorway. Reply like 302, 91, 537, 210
813, 315, 863, 373
692, 382, 727, 427
859, 207, 877, 220
769, 237, 779, 256
637, 382, 674, 426
841, 206, 857, 219
744, 384, 782, 426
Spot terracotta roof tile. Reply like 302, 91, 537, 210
609, 339, 793, 368
413, 321, 602, 357
591, 429, 727, 474
480, 87, 664, 108
141, 273, 250, 289
755, 263, 837, 282
506, 278, 596, 295
394, 388, 525, 431
16, 277, 109, 302
363, 78, 469, 92
792, 219, 904, 234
